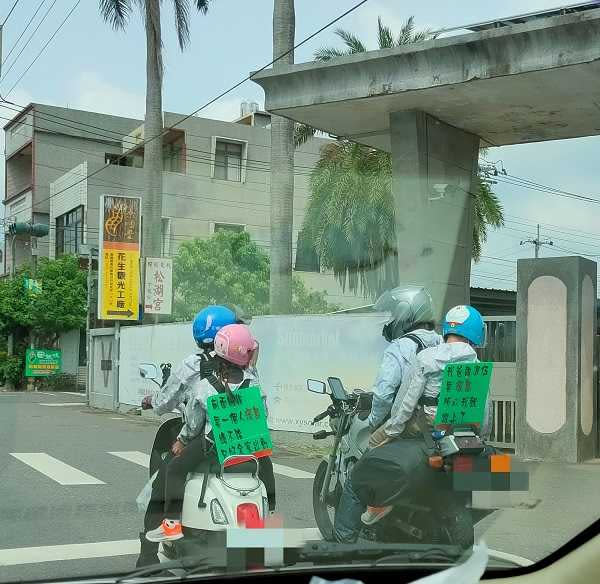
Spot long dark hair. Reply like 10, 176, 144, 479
213, 357, 244, 400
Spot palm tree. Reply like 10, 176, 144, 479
298, 17, 504, 299
270, 0, 295, 314
99, 0, 212, 261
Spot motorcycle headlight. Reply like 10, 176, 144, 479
210, 499, 229, 525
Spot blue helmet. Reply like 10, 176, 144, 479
192, 305, 236, 346
442, 305, 485, 347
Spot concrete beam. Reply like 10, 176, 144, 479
253, 8, 600, 150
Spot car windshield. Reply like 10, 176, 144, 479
1, 0, 600, 582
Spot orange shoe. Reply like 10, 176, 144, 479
145, 519, 184, 542
361, 505, 393, 525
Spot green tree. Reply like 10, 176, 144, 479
297, 17, 504, 299
99, 0, 213, 259
173, 231, 334, 320
0, 255, 87, 387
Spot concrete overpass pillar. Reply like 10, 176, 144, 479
389, 111, 480, 321
516, 257, 597, 462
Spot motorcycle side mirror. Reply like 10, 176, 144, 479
307, 379, 327, 394
139, 363, 159, 381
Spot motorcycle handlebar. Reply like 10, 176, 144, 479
312, 409, 329, 424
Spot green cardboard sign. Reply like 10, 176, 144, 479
206, 385, 273, 465
25, 349, 62, 377
434, 361, 493, 429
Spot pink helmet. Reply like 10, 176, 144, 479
214, 324, 258, 368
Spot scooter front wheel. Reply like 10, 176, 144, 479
312, 460, 342, 541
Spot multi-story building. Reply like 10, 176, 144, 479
3, 103, 368, 309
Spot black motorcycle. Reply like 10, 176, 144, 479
307, 376, 495, 548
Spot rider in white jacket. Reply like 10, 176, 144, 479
367, 286, 442, 430
363, 305, 492, 525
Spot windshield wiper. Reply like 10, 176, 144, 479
293, 541, 464, 565
114, 555, 215, 583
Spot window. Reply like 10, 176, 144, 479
163, 135, 185, 173
105, 153, 142, 168
213, 222, 245, 234
214, 140, 243, 181
56, 206, 84, 256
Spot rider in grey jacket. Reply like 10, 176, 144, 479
367, 286, 442, 430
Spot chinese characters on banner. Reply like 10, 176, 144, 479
144, 258, 173, 315
206, 386, 273, 466
25, 349, 62, 377
98, 195, 141, 321
433, 362, 494, 430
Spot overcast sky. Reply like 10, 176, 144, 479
1, 0, 599, 291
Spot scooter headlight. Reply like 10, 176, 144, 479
210, 499, 229, 525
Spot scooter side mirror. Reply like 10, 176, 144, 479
307, 379, 327, 394
139, 363, 159, 381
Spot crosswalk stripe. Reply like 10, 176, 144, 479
108, 451, 150, 468
272, 463, 315, 479
0, 530, 323, 566
0, 540, 139, 567
39, 403, 82, 407
9, 453, 105, 485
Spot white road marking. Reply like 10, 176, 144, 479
59, 392, 85, 396
272, 463, 315, 479
110, 417, 126, 420
0, 529, 323, 566
0, 540, 139, 567
488, 549, 534, 567
9, 453, 105, 485
0, 534, 531, 568
39, 402, 82, 407
108, 451, 150, 468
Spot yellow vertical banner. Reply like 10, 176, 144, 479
98, 195, 141, 321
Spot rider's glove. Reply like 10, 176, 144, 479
141, 395, 153, 410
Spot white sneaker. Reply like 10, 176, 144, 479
145, 519, 184, 542
361, 506, 393, 525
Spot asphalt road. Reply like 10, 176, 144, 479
2, 391, 599, 583
0, 391, 320, 583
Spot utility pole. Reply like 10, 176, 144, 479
520, 224, 553, 258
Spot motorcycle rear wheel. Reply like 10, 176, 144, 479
312, 460, 342, 541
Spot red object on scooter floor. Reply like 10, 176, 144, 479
237, 503, 264, 528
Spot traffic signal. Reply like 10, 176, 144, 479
8, 223, 49, 237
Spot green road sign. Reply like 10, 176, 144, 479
206, 385, 273, 465
434, 361, 494, 430
25, 349, 62, 377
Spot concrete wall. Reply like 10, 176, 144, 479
5, 151, 32, 200
516, 256, 597, 462
5, 110, 33, 157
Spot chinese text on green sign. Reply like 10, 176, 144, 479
434, 362, 493, 429
206, 386, 272, 465
25, 349, 62, 377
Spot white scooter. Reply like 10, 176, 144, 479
137, 362, 269, 565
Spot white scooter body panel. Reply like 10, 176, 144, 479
182, 472, 267, 531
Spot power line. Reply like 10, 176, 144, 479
0, 0, 57, 85
1, 0, 370, 206
1, 0, 47, 67
4, 0, 80, 97
1, 0, 21, 26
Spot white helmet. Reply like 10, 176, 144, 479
374, 286, 435, 342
